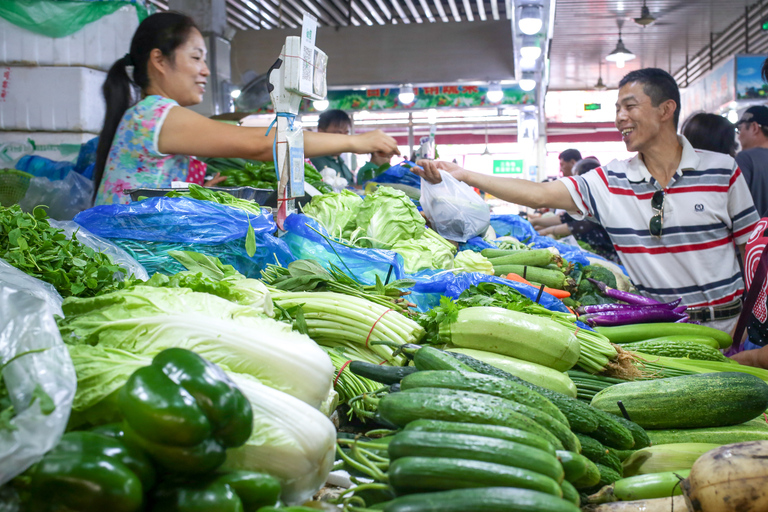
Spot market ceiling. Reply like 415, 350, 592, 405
147, 0, 768, 91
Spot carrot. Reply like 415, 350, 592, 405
505, 273, 571, 299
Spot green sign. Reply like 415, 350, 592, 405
762, 15, 768, 30
493, 159, 524, 175
584, 103, 601, 111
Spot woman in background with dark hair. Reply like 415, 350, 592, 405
680, 112, 738, 157
93, 12, 398, 205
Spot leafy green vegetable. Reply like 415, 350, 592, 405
453, 250, 494, 275
356, 187, 425, 249
300, 190, 362, 239
391, 236, 454, 274
0, 205, 126, 298
165, 183, 264, 216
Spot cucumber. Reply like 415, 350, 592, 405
557, 450, 593, 484
382, 487, 581, 512
573, 434, 622, 474
377, 389, 565, 450
388, 456, 563, 497
404, 419, 556, 455
613, 416, 651, 449
349, 361, 417, 384
613, 449, 635, 462
570, 459, 601, 489
401, 387, 579, 452
400, 370, 569, 426
560, 480, 580, 506
595, 323, 732, 349
447, 350, 599, 433
413, 347, 474, 372
618, 340, 730, 362
594, 462, 622, 488
447, 348, 578, 397
646, 418, 768, 445
387, 430, 565, 483
587, 408, 636, 450
590, 372, 768, 429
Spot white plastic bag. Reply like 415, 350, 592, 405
18, 172, 93, 221
0, 269, 76, 486
47, 219, 149, 281
420, 171, 491, 242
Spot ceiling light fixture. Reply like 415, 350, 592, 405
312, 99, 329, 111
520, 35, 542, 61
519, 56, 538, 70
606, 21, 636, 69
398, 85, 415, 105
634, 0, 656, 26
230, 89, 242, 99
519, 72, 537, 92
486, 82, 504, 103
518, 4, 543, 35
481, 123, 492, 156
594, 60, 607, 91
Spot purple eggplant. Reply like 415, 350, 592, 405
587, 278, 662, 306
580, 307, 688, 327
672, 305, 688, 314
576, 298, 682, 315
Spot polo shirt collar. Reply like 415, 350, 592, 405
625, 135, 700, 185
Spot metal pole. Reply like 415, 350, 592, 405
709, 32, 714, 70
746, 6, 750, 53
407, 112, 414, 160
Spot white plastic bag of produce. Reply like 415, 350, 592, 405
47, 219, 149, 281
0, 270, 76, 486
420, 171, 490, 242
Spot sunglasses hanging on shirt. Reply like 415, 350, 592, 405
649, 189, 665, 237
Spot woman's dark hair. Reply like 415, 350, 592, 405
619, 68, 681, 128
681, 112, 738, 157
574, 157, 601, 175
93, 12, 199, 200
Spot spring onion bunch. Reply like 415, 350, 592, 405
632, 352, 768, 382
322, 347, 382, 421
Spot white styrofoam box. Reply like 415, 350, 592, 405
0, 131, 97, 166
0, 66, 106, 132
0, 5, 139, 71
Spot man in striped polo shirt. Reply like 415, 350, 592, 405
415, 68, 759, 333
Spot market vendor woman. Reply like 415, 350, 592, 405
93, 12, 398, 205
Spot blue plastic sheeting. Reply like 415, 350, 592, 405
15, 155, 75, 181
74, 197, 292, 278
459, 236, 496, 252
529, 236, 591, 266
490, 214, 538, 241
281, 214, 406, 286
369, 161, 421, 189
406, 271, 570, 313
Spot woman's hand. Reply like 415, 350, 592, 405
413, 159, 468, 184
203, 172, 228, 187
351, 130, 400, 157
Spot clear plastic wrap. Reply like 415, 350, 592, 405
0, 271, 76, 486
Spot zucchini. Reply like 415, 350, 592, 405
440, 307, 580, 372
487, 249, 560, 268
646, 418, 768, 445
382, 487, 581, 512
404, 419, 556, 455
447, 350, 598, 433
377, 389, 565, 450
349, 361, 417, 384
590, 372, 768, 429
560, 480, 580, 506
387, 430, 565, 483
613, 416, 651, 449
618, 340, 730, 362
481, 248, 528, 259
388, 456, 563, 497
595, 323, 732, 349
557, 450, 593, 484
400, 387, 577, 451
400, 370, 568, 426
492, 265, 573, 290
413, 347, 474, 372
447, 348, 577, 397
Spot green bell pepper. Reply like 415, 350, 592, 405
151, 471, 281, 512
119, 348, 253, 474
28, 433, 146, 512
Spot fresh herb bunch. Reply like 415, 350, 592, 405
0, 205, 126, 297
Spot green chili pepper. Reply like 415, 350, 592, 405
119, 348, 253, 474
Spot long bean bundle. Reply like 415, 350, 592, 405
321, 347, 382, 420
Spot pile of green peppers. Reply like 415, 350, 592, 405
19, 348, 297, 512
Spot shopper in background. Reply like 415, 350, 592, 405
681, 112, 738, 157
356, 151, 393, 185
559, 148, 582, 177
415, 67, 759, 334
735, 105, 768, 217
93, 13, 398, 205
309, 110, 356, 185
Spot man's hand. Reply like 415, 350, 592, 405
413, 159, 468, 184
351, 130, 400, 157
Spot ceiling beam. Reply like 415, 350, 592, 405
446, 0, 461, 22
372, 0, 393, 22
358, 0, 386, 24
476, 0, 486, 21
462, 0, 474, 22
262, 0, 305, 27
432, 0, 449, 22
417, 0, 435, 22
328, 0, 361, 25
490, 0, 499, 21
350, 0, 375, 25
250, 0, 299, 28
388, 0, 412, 23
313, 0, 349, 25
230, 1, 277, 29
402, 0, 424, 23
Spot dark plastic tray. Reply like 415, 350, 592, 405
127, 186, 274, 205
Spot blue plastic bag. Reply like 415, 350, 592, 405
15, 155, 74, 181
281, 214, 406, 286
490, 214, 537, 241
529, 236, 591, 267
370, 161, 422, 189
459, 236, 496, 253
74, 137, 98, 175
74, 197, 292, 278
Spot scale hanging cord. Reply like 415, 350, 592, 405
265, 112, 297, 182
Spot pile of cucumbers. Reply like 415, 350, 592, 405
347, 346, 652, 511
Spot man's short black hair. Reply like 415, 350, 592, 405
317, 109, 351, 131
559, 149, 582, 162
618, 68, 681, 128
